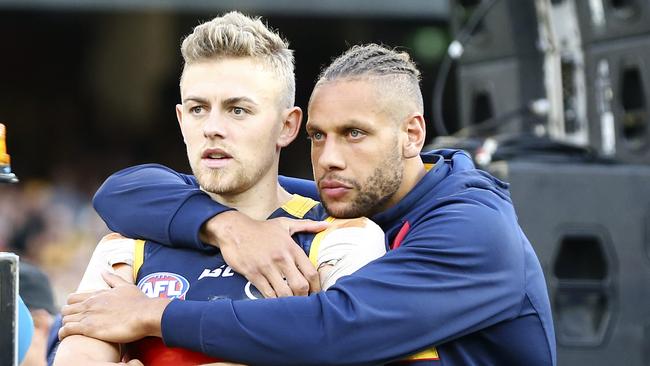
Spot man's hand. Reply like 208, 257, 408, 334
59, 272, 171, 343
201, 211, 328, 298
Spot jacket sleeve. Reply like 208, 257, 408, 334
278, 176, 318, 200
93, 165, 318, 250
92, 164, 230, 250
160, 192, 528, 365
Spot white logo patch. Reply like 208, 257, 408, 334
198, 265, 235, 280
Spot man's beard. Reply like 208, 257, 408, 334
320, 148, 403, 218
193, 162, 260, 196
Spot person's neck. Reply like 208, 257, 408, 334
203, 169, 293, 221
384, 155, 427, 211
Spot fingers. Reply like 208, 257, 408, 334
293, 247, 321, 293
60, 303, 87, 340
60, 310, 84, 325
58, 320, 85, 340
66, 290, 100, 305
286, 219, 329, 235
262, 247, 319, 296
280, 262, 310, 297
61, 303, 86, 317
60, 294, 94, 340
246, 273, 277, 299
280, 245, 319, 296
101, 271, 131, 288
265, 267, 293, 298
215, 216, 327, 298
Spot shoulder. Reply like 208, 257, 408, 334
309, 217, 385, 271
281, 194, 327, 220
398, 195, 526, 293
407, 187, 524, 263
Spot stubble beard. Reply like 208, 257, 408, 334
193, 160, 262, 196
320, 147, 403, 218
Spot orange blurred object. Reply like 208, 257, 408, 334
0, 123, 9, 166
0, 123, 18, 183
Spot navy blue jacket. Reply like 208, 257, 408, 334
93, 149, 556, 366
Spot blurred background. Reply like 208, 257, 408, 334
2, 0, 650, 365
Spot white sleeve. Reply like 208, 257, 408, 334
76, 234, 135, 292
316, 217, 386, 289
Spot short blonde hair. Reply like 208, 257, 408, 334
181, 11, 295, 107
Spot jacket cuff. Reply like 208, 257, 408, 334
168, 193, 233, 250
161, 299, 217, 353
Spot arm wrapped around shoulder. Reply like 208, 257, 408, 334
316, 218, 386, 289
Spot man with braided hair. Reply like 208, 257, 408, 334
61, 43, 556, 365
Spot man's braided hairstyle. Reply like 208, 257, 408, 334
316, 44, 423, 113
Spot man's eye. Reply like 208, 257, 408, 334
309, 132, 324, 141
349, 129, 364, 138
189, 106, 204, 114
232, 107, 247, 116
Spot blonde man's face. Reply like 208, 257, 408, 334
177, 58, 286, 195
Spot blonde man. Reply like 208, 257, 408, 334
54, 12, 384, 365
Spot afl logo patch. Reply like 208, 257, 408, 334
137, 272, 190, 300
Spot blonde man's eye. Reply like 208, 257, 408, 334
349, 129, 365, 138
232, 107, 250, 116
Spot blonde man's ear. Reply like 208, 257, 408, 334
277, 106, 303, 148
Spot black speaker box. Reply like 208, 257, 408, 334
451, 0, 539, 64
452, 0, 545, 133
456, 56, 545, 133
585, 36, 650, 164
489, 160, 650, 366
575, 0, 650, 44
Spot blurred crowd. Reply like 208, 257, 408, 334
0, 179, 109, 308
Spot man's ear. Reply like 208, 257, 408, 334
277, 106, 303, 147
402, 114, 426, 158
175, 104, 183, 126
176, 104, 186, 144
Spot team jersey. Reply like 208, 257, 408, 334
125, 194, 324, 364
95, 150, 556, 366
125, 194, 438, 365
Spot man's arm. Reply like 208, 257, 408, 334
158, 201, 525, 365
93, 164, 227, 250
94, 164, 319, 249
60, 197, 527, 365
54, 238, 140, 366
93, 164, 326, 296
52, 335, 128, 366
